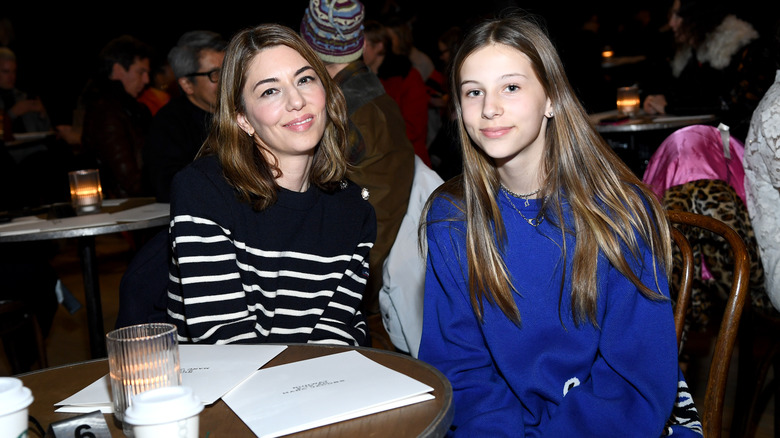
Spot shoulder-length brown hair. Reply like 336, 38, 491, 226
197, 23, 350, 210
422, 12, 672, 326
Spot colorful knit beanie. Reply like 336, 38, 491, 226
300, 0, 365, 63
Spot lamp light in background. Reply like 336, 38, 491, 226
616, 85, 640, 117
601, 46, 614, 62
68, 169, 103, 215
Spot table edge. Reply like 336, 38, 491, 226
0, 216, 169, 242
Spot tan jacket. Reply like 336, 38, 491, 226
335, 61, 415, 314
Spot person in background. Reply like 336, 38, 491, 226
144, 30, 227, 203
642, 0, 774, 142
1, 46, 77, 208
383, 14, 435, 83
166, 23, 376, 346
418, 12, 702, 436
383, 13, 444, 150
427, 25, 463, 181
0, 47, 52, 135
80, 35, 153, 198
363, 20, 431, 167
137, 55, 177, 116
743, 20, 780, 311
300, 0, 414, 317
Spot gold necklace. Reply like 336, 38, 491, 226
500, 185, 544, 227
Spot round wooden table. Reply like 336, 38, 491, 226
19, 344, 453, 437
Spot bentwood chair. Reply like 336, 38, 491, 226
670, 224, 695, 349
0, 299, 49, 374
668, 210, 751, 438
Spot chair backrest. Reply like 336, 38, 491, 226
670, 225, 694, 348
667, 210, 750, 438
0, 299, 48, 373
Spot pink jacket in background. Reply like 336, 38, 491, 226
642, 124, 746, 203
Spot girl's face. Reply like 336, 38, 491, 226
459, 43, 551, 170
236, 45, 327, 164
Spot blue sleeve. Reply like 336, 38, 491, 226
541, 235, 700, 436
418, 199, 526, 436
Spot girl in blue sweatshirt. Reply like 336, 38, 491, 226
418, 12, 702, 437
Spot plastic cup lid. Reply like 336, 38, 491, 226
0, 377, 34, 416
123, 385, 203, 426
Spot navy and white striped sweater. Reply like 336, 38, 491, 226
166, 155, 376, 346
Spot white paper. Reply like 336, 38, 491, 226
101, 198, 128, 207
55, 375, 113, 413
110, 203, 169, 222
178, 344, 286, 404
55, 344, 287, 412
221, 350, 435, 438
36, 213, 117, 232
0, 215, 45, 235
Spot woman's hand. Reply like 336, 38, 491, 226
643, 94, 667, 115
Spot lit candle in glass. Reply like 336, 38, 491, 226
68, 169, 103, 214
616, 86, 640, 117
106, 323, 181, 433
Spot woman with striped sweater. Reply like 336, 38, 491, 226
166, 24, 376, 346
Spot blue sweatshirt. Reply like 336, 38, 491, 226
419, 192, 702, 437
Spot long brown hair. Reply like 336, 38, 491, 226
421, 12, 672, 326
197, 23, 350, 210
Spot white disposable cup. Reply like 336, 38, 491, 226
123, 386, 203, 438
0, 377, 34, 438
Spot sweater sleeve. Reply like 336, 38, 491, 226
166, 166, 258, 344
540, 235, 693, 437
418, 200, 527, 436
309, 202, 376, 345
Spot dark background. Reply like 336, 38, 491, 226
2, 0, 770, 125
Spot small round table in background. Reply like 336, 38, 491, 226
591, 111, 718, 177
0, 199, 169, 358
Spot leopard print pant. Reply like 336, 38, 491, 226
663, 179, 777, 336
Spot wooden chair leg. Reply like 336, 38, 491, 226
774, 352, 780, 438
732, 311, 780, 438
732, 315, 757, 437
30, 313, 49, 369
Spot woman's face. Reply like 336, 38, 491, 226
458, 43, 551, 170
236, 45, 327, 164
668, 0, 686, 43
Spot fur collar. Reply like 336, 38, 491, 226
671, 15, 759, 77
